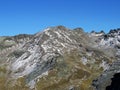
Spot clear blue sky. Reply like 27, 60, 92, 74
0, 0, 120, 36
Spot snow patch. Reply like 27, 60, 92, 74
100, 60, 109, 70
81, 57, 88, 65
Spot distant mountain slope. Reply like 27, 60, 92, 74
0, 26, 119, 90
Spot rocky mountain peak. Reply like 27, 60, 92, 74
55, 25, 68, 31
0, 26, 119, 90
109, 28, 120, 34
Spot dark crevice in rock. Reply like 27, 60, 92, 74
106, 73, 120, 90
92, 60, 120, 90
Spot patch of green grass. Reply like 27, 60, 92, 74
7, 77, 29, 90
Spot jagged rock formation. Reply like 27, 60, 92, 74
92, 29, 120, 90
0, 26, 119, 90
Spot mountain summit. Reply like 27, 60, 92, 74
0, 26, 120, 90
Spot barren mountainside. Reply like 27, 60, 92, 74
0, 26, 120, 90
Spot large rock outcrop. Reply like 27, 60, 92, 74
0, 26, 119, 90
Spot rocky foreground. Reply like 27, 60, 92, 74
0, 26, 120, 90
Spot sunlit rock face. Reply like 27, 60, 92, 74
92, 29, 120, 90
0, 26, 119, 90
